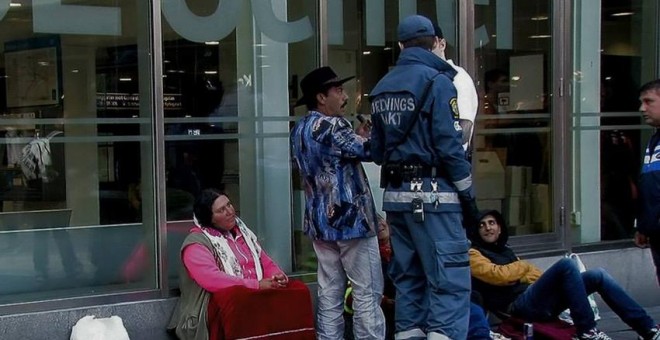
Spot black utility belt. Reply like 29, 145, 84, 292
380, 163, 444, 188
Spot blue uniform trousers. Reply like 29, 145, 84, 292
387, 211, 470, 339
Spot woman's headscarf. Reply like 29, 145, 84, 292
192, 188, 224, 228
191, 188, 263, 280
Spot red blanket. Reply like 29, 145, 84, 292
207, 280, 315, 340
498, 316, 576, 340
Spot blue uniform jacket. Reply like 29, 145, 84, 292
290, 111, 379, 241
638, 129, 660, 236
369, 47, 474, 213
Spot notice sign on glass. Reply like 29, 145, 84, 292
5, 46, 60, 108
96, 93, 182, 110
97, 93, 140, 110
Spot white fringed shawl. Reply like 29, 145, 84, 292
195, 217, 263, 280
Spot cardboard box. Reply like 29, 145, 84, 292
505, 166, 533, 196
530, 183, 551, 232
474, 135, 486, 149
473, 151, 506, 199
504, 196, 531, 227
531, 222, 553, 234
509, 224, 533, 236
493, 147, 508, 167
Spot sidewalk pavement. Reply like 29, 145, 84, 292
599, 305, 660, 339
486, 306, 660, 340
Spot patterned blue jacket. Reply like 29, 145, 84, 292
638, 128, 660, 236
290, 111, 378, 241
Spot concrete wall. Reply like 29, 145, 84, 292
0, 247, 657, 339
0, 299, 178, 340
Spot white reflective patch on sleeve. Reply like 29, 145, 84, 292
453, 176, 472, 192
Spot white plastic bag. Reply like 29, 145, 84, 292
558, 253, 601, 324
70, 315, 130, 340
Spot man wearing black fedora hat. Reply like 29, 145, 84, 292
369, 14, 478, 340
290, 66, 385, 339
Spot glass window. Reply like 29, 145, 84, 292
290, 0, 461, 278
290, 1, 319, 277
288, 1, 460, 276
572, 0, 658, 244
473, 0, 553, 238
318, 0, 459, 214
162, 0, 319, 283
0, 1, 156, 303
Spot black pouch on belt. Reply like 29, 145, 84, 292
412, 197, 424, 223
381, 163, 402, 188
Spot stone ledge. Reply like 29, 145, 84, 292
0, 298, 178, 340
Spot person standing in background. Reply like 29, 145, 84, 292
635, 79, 660, 286
290, 66, 385, 339
431, 24, 479, 161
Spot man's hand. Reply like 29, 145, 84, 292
356, 120, 372, 138
460, 198, 479, 230
634, 231, 649, 248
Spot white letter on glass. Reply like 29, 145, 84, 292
162, 0, 242, 43
251, 0, 312, 43
365, 0, 385, 46
33, 0, 121, 36
0, 0, 10, 22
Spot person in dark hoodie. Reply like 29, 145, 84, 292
469, 210, 660, 340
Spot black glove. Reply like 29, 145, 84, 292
460, 197, 479, 229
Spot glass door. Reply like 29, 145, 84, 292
473, 0, 558, 246
572, 0, 659, 245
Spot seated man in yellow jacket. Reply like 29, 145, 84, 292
468, 210, 660, 340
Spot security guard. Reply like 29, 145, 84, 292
369, 15, 478, 340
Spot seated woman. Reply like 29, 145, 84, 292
469, 209, 660, 340
168, 189, 314, 340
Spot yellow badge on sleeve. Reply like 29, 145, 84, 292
449, 97, 459, 119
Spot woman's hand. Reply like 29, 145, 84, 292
258, 278, 275, 289
272, 273, 288, 288
258, 273, 288, 289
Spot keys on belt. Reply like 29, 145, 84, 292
409, 178, 423, 192
409, 178, 441, 209
431, 179, 439, 209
